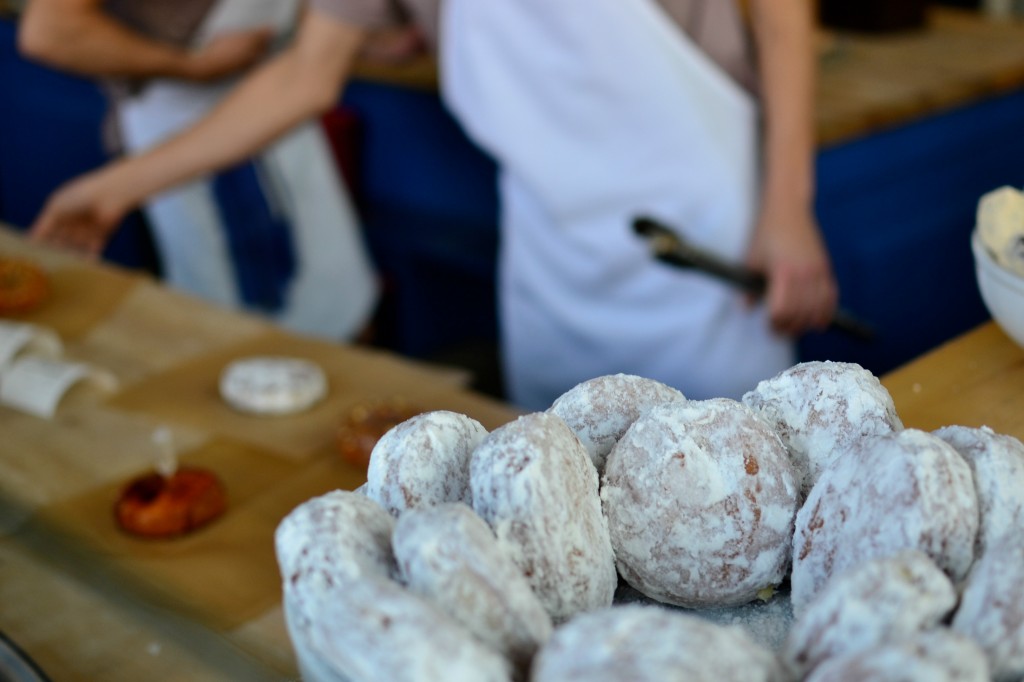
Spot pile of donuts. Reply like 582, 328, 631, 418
274, 362, 1024, 682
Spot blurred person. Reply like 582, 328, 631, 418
443, 0, 838, 407
26, 0, 836, 409
19, 0, 379, 340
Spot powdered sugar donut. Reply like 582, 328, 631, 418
601, 398, 798, 608
952, 542, 1024, 682
220, 356, 327, 415
933, 425, 1024, 560
304, 573, 513, 682
365, 410, 488, 516
805, 629, 990, 682
274, 490, 398, 682
782, 550, 957, 679
791, 429, 979, 614
548, 373, 686, 473
470, 412, 616, 623
275, 489, 397, 590
531, 605, 785, 682
742, 361, 903, 497
392, 503, 552, 673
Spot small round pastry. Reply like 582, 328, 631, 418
741, 360, 903, 497
782, 550, 957, 679
791, 429, 979, 614
392, 503, 553, 673
114, 467, 227, 538
548, 373, 686, 473
0, 257, 49, 315
336, 399, 423, 468
933, 425, 1024, 561
275, 489, 397, 589
302, 573, 513, 682
276, 492, 512, 682
470, 412, 617, 623
952, 541, 1024, 682
601, 398, 798, 608
365, 410, 487, 517
219, 356, 327, 415
531, 605, 786, 682
805, 629, 990, 682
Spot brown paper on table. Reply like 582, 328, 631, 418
106, 331, 522, 460
25, 436, 312, 632
6, 264, 143, 340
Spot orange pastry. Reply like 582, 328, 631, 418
0, 257, 49, 315
336, 399, 422, 469
114, 467, 227, 539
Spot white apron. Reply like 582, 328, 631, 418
117, 0, 378, 340
441, 0, 793, 410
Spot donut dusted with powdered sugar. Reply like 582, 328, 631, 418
782, 550, 957, 679
274, 490, 398, 681
933, 425, 1024, 560
952, 542, 1024, 681
304, 573, 513, 682
365, 410, 488, 516
741, 360, 903, 497
392, 503, 552, 673
275, 489, 397, 591
791, 429, 979, 614
531, 605, 786, 682
601, 398, 798, 608
805, 629, 990, 682
470, 412, 617, 622
548, 373, 686, 473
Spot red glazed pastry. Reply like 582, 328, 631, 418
115, 467, 227, 538
0, 257, 49, 315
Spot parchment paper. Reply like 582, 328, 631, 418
105, 331, 519, 460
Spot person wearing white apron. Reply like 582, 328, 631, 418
442, 0, 832, 409
27, 0, 835, 408
22, 0, 379, 341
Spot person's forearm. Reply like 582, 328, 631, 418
748, 0, 817, 209
19, 0, 202, 79
99, 12, 364, 215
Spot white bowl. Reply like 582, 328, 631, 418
972, 230, 1024, 349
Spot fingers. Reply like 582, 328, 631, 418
29, 202, 107, 258
765, 265, 838, 337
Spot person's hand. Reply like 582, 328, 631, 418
29, 169, 130, 258
746, 203, 838, 337
185, 26, 275, 82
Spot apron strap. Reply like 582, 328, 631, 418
212, 159, 297, 312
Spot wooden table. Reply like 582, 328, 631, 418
882, 321, 1024, 441
816, 7, 1024, 145
0, 226, 521, 681
2, 226, 1022, 680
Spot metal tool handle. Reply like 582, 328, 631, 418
633, 216, 875, 342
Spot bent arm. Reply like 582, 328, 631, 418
745, 0, 837, 334
19, 0, 276, 82
29, 9, 366, 254
83, 11, 361, 211
747, 0, 816, 215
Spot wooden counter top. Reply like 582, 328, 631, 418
0, 226, 521, 681
882, 321, 1024, 441
350, 7, 1024, 147
816, 8, 1024, 146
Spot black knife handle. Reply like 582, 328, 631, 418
633, 216, 875, 342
